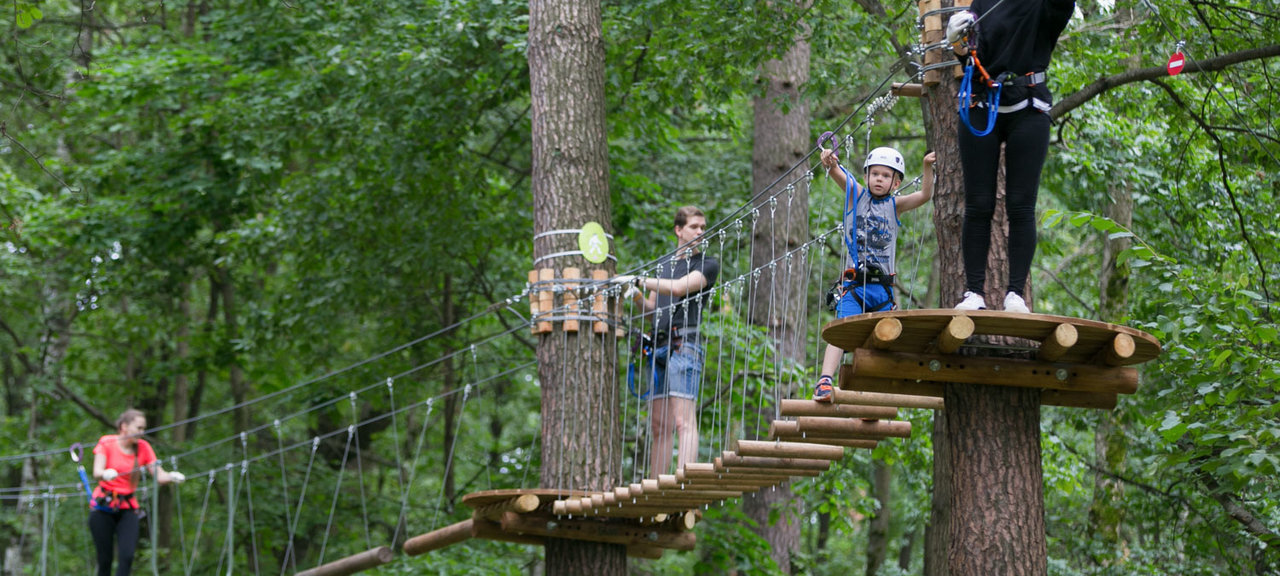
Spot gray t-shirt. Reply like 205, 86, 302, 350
842, 177, 900, 275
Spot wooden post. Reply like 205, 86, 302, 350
562, 267, 581, 332
536, 268, 555, 334
297, 546, 393, 576
1036, 323, 1078, 361
528, 270, 540, 334
403, 520, 474, 556
592, 269, 610, 333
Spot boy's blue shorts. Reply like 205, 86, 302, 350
836, 284, 894, 318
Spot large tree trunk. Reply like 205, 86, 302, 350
528, 0, 623, 573
1089, 180, 1133, 557
866, 459, 892, 575
744, 13, 810, 574
218, 266, 251, 432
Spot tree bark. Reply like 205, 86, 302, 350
945, 384, 1046, 576
744, 9, 810, 573
529, 0, 624, 573
218, 266, 250, 432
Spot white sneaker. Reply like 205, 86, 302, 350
1003, 291, 1030, 313
955, 291, 986, 310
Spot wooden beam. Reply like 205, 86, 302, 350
472, 493, 542, 522
1036, 323, 1078, 362
936, 315, 975, 354
536, 268, 555, 333
779, 399, 898, 419
561, 267, 580, 332
847, 374, 1119, 410
471, 515, 544, 546
734, 439, 846, 460
1096, 333, 1135, 366
297, 546, 393, 576
501, 511, 699, 550
403, 520, 474, 556
718, 452, 835, 471
891, 82, 924, 98
848, 348, 1139, 394
591, 269, 610, 333
793, 416, 912, 438
831, 383, 946, 410
776, 436, 879, 449
863, 318, 903, 349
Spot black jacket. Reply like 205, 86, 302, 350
971, 0, 1074, 106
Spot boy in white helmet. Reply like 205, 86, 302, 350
813, 146, 935, 402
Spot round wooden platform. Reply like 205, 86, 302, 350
823, 309, 1161, 365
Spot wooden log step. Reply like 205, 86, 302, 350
297, 546, 393, 576
718, 452, 835, 471
830, 385, 946, 410
773, 436, 879, 449
778, 399, 898, 419
770, 417, 911, 439
472, 493, 542, 521
734, 439, 846, 460
1036, 323, 1078, 362
846, 376, 1118, 410
403, 521, 474, 556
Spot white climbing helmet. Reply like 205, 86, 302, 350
864, 146, 905, 178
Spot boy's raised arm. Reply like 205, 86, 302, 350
896, 151, 937, 214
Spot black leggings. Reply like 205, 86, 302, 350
89, 508, 140, 576
957, 106, 1051, 297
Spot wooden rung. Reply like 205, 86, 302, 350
831, 383, 945, 410
676, 468, 791, 485
718, 452, 835, 471
527, 271, 540, 334
779, 399, 898, 419
1037, 323, 1078, 362
297, 546, 393, 576
891, 82, 923, 98
863, 318, 903, 350
849, 376, 1121, 410
501, 511, 698, 551
403, 520, 474, 556
936, 315, 975, 354
848, 348, 1139, 394
561, 267, 581, 332
776, 436, 879, 449
792, 416, 912, 438
1096, 333, 1136, 366
712, 457, 823, 477
473, 493, 542, 521
536, 268, 555, 333
733, 439, 846, 460
592, 269, 610, 333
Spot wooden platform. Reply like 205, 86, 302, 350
823, 310, 1161, 407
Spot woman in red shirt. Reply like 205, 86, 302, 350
90, 409, 185, 576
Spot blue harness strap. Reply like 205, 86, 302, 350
959, 64, 1002, 137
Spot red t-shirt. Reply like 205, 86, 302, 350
91, 434, 156, 510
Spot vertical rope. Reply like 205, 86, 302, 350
217, 465, 236, 576
317, 426, 354, 566
239, 435, 261, 576
384, 377, 407, 549
279, 438, 320, 576
348, 392, 373, 550
186, 474, 217, 576
431, 384, 470, 529
272, 420, 295, 575
175, 457, 190, 576
38, 489, 50, 576
393, 398, 433, 547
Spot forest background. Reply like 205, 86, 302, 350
1, 0, 1277, 574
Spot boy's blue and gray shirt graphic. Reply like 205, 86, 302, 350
842, 175, 901, 276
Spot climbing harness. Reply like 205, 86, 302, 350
958, 48, 1003, 137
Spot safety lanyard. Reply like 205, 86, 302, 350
959, 53, 1002, 137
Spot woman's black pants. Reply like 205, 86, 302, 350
89, 508, 140, 576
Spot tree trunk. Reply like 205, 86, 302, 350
528, 0, 623, 572
744, 16, 810, 574
923, 409, 951, 576
945, 384, 1046, 576
1089, 180, 1133, 557
218, 266, 250, 432
866, 459, 892, 576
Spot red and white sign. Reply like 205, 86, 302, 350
1167, 52, 1186, 76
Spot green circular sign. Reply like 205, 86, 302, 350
578, 222, 609, 264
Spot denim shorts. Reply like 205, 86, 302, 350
836, 284, 894, 318
648, 340, 705, 400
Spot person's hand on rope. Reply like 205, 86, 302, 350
946, 11, 976, 52
100, 468, 118, 481
168, 471, 186, 484
612, 275, 645, 300
820, 149, 841, 172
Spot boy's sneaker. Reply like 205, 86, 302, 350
955, 291, 986, 311
1003, 291, 1030, 314
813, 376, 835, 403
